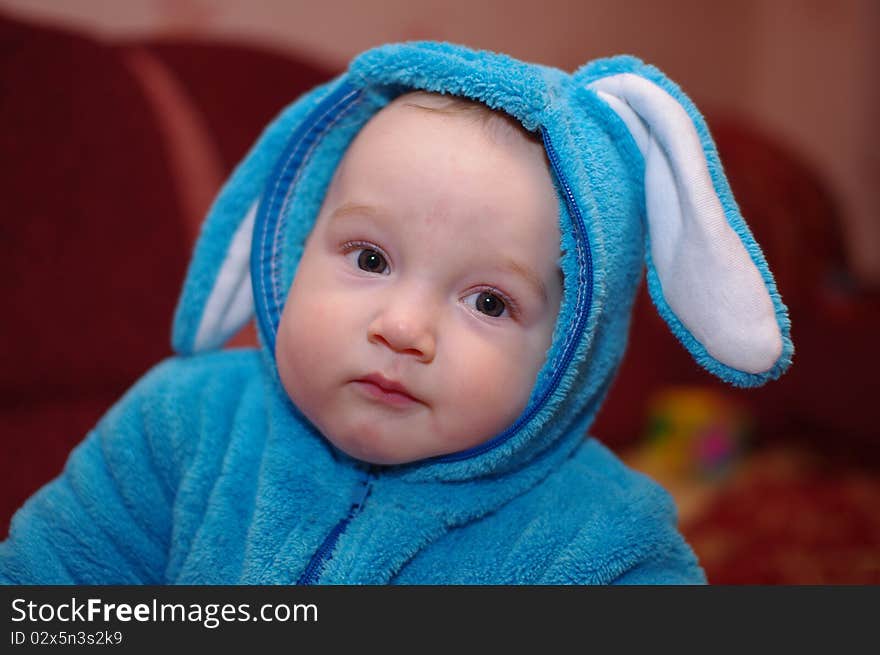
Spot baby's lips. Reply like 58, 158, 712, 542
354, 373, 425, 405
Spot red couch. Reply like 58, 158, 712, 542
2, 13, 877, 582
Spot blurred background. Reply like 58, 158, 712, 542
1, 0, 878, 583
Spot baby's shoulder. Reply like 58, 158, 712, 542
147, 347, 263, 378
416, 440, 698, 583
103, 348, 267, 431
513, 437, 680, 546
534, 438, 677, 519
499, 439, 696, 582
94, 348, 269, 474
131, 348, 265, 396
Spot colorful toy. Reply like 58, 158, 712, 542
642, 386, 752, 480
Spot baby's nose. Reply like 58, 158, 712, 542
367, 307, 436, 363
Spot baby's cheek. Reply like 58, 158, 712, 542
445, 347, 530, 439
281, 290, 335, 359
275, 321, 306, 403
276, 294, 332, 399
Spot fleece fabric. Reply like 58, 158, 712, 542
0, 42, 792, 584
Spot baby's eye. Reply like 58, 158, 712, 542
468, 291, 507, 318
356, 248, 388, 274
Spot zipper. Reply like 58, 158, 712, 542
297, 465, 376, 585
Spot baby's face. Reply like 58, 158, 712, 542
275, 94, 562, 465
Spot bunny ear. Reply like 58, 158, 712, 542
171, 186, 258, 356
187, 201, 257, 353
172, 78, 342, 355
587, 70, 792, 386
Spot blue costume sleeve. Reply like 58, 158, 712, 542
533, 442, 707, 585
608, 517, 707, 585
0, 359, 193, 584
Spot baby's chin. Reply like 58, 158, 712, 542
290, 387, 517, 466
322, 425, 432, 466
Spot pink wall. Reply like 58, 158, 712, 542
3, 0, 877, 284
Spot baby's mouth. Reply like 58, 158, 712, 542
351, 373, 424, 409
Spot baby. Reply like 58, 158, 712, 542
0, 42, 791, 584
276, 91, 562, 465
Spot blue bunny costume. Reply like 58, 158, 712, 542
1, 42, 792, 584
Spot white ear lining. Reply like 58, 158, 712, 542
193, 202, 257, 352
590, 74, 782, 374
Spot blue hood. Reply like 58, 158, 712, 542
171, 41, 792, 484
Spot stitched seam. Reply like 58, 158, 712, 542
539, 126, 588, 377
552, 178, 587, 373
257, 89, 355, 344
555, 126, 591, 372
268, 89, 361, 313
258, 88, 362, 337
271, 92, 364, 313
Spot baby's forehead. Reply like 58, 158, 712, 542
383, 91, 540, 148
321, 91, 559, 255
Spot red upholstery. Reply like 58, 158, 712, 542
0, 13, 331, 535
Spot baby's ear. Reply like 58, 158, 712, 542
580, 61, 792, 386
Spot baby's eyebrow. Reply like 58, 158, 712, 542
329, 202, 381, 223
